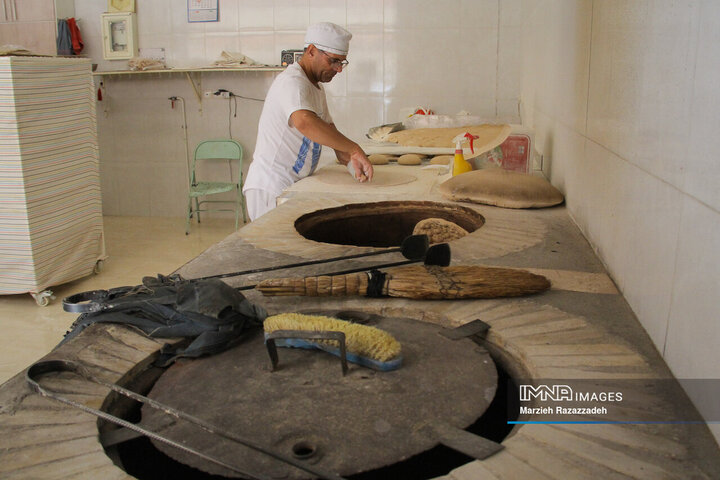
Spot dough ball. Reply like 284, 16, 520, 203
397, 153, 424, 165
413, 218, 469, 243
438, 168, 565, 209
368, 154, 394, 165
430, 155, 453, 165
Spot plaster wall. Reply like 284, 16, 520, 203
520, 0, 720, 443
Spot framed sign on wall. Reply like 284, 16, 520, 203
188, 0, 219, 23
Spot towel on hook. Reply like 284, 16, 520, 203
67, 18, 83, 54
56, 19, 72, 55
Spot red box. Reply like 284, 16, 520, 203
498, 134, 531, 173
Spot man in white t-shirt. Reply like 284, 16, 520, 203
243, 22, 373, 221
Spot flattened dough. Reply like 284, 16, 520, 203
438, 167, 564, 209
385, 124, 512, 156
430, 155, 453, 165
398, 153, 424, 165
315, 165, 417, 187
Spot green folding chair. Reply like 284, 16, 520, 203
186, 139, 246, 235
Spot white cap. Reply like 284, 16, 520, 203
304, 22, 352, 56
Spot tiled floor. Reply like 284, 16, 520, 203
0, 216, 236, 385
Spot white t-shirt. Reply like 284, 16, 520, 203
243, 63, 333, 197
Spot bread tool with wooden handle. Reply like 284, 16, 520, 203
257, 264, 550, 300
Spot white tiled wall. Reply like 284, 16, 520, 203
522, 0, 720, 443
74, 0, 521, 217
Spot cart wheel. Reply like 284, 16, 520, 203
31, 290, 55, 307
94, 259, 105, 274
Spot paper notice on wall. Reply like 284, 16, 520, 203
188, 0, 218, 22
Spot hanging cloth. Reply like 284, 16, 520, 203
67, 17, 84, 55
56, 19, 72, 56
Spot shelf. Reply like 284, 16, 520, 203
92, 66, 285, 77
93, 66, 285, 106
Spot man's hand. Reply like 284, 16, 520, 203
348, 149, 373, 183
290, 110, 373, 182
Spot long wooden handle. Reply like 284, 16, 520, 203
257, 272, 370, 296
256, 265, 549, 300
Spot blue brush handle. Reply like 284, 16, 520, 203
266, 333, 402, 372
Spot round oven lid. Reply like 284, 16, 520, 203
142, 314, 497, 479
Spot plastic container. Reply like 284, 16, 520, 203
451, 132, 477, 176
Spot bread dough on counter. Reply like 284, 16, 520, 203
397, 154, 424, 165
430, 155, 453, 165
368, 153, 396, 165
315, 165, 417, 187
385, 124, 511, 153
438, 167, 564, 209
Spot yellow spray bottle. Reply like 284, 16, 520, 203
452, 132, 479, 176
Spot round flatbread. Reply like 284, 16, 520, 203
385, 124, 511, 153
438, 167, 564, 209
315, 165, 417, 187
398, 154, 423, 165
413, 218, 469, 243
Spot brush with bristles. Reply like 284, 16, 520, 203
264, 313, 403, 371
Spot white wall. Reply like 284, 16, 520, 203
521, 0, 719, 443
73, 0, 523, 217
55, 0, 75, 19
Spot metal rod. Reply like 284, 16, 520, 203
198, 234, 428, 281
205, 248, 408, 281
168, 96, 190, 191
236, 258, 419, 291
235, 242, 450, 292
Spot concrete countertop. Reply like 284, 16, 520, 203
1, 184, 718, 479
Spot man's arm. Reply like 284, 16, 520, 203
290, 109, 373, 182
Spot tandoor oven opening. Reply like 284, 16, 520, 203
294, 201, 485, 247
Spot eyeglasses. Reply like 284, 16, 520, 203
318, 49, 349, 69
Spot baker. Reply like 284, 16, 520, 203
243, 22, 374, 221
